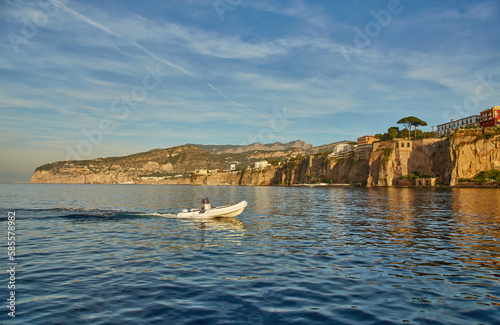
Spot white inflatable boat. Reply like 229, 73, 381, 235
177, 200, 248, 218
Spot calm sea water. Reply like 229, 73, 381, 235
1, 184, 499, 324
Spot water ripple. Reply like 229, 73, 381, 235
1, 185, 500, 324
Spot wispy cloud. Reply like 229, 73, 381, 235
1, 0, 500, 181
463, 1, 498, 20
51, 0, 194, 76
48, 0, 259, 117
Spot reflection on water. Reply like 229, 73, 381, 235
181, 216, 245, 233
2, 184, 500, 324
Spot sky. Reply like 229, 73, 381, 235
1, 0, 500, 182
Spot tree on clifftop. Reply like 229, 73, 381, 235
397, 116, 427, 139
388, 126, 400, 140
375, 126, 401, 141
411, 118, 427, 138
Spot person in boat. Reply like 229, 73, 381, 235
201, 197, 211, 210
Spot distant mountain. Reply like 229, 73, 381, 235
31, 145, 228, 184
188, 140, 313, 155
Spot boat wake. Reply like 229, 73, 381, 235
141, 212, 177, 218
0, 208, 178, 220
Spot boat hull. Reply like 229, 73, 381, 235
177, 201, 248, 218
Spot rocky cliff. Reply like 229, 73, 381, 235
366, 130, 500, 187
448, 130, 500, 186
367, 138, 452, 187
31, 131, 500, 187
272, 151, 370, 186
192, 167, 278, 186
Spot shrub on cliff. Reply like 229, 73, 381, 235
474, 170, 500, 182
381, 148, 393, 167
400, 172, 420, 180
460, 170, 500, 184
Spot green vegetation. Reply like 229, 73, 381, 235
381, 148, 393, 166
34, 145, 229, 176
319, 175, 336, 184
35, 162, 59, 172
400, 171, 431, 180
376, 126, 436, 141
451, 126, 500, 142
460, 170, 500, 184
267, 157, 284, 166
313, 151, 331, 165
375, 126, 403, 141
217, 147, 300, 170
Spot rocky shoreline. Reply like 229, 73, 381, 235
31, 131, 500, 188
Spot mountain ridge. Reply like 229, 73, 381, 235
30, 131, 500, 187
186, 140, 314, 155
30, 139, 353, 184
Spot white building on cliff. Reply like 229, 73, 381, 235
435, 115, 480, 137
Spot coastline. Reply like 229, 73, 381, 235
29, 131, 500, 188
14, 182, 500, 188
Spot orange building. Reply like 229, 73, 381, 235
479, 106, 500, 128
357, 135, 377, 145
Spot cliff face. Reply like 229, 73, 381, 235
31, 132, 500, 187
272, 152, 370, 185
449, 132, 500, 186
407, 139, 453, 183
367, 139, 452, 187
366, 131, 500, 187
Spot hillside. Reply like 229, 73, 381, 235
30, 141, 314, 184
31, 145, 226, 184
31, 131, 500, 186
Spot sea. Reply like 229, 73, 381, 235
0, 184, 499, 325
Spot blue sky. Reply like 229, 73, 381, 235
1, 0, 500, 182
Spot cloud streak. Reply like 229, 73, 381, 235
1, 0, 500, 182
50, 0, 252, 111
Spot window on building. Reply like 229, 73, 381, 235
407, 142, 410, 147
